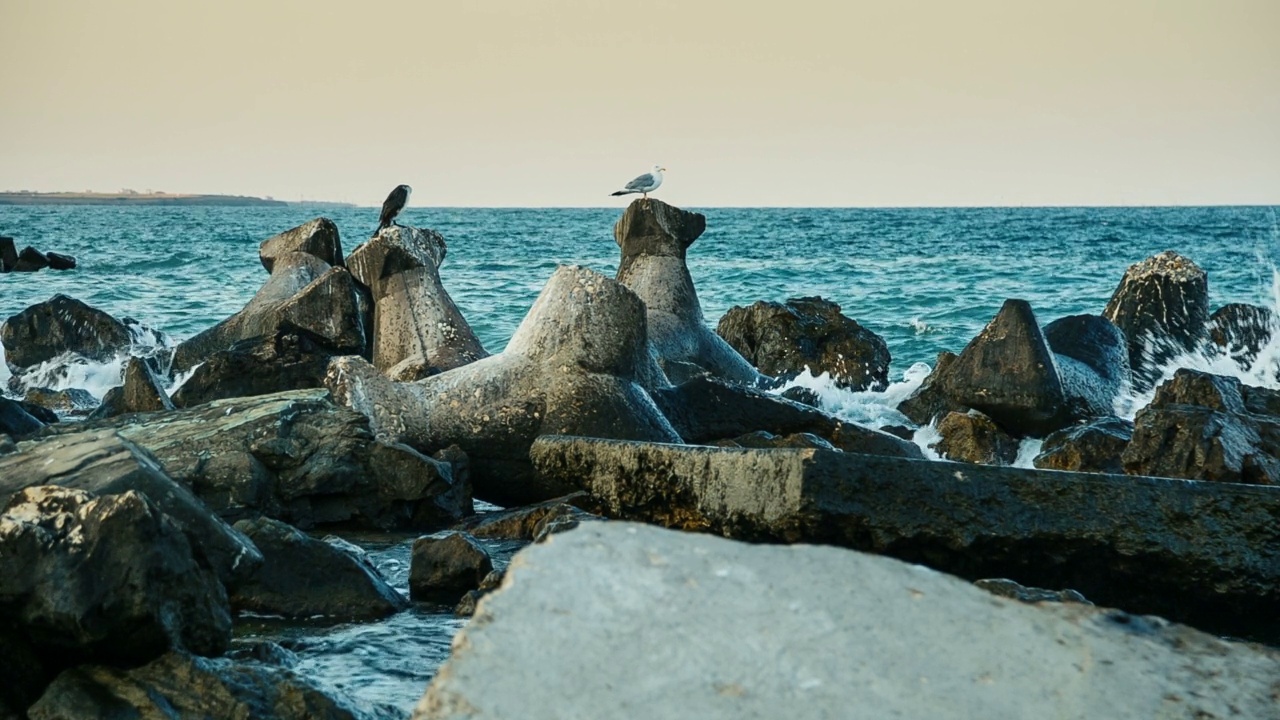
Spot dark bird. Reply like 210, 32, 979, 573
373, 184, 412, 237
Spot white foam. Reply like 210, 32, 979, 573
772, 363, 931, 429
1012, 437, 1044, 469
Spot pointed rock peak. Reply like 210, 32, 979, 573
259, 217, 343, 272
613, 198, 706, 258
944, 299, 1066, 434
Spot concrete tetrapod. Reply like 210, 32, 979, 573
413, 522, 1280, 720
530, 436, 1280, 642
327, 266, 681, 506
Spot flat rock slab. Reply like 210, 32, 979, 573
414, 522, 1280, 720
531, 436, 1280, 642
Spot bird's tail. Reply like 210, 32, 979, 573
371, 222, 387, 238
610, 190, 632, 197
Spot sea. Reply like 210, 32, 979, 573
3, 203, 1279, 714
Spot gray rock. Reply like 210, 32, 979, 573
13, 246, 48, 272
346, 226, 487, 381
412, 522, 1280, 720
170, 329, 338, 408
1208, 302, 1276, 369
259, 217, 343, 272
1034, 416, 1133, 474
0, 486, 230, 669
45, 252, 76, 270
0, 431, 261, 589
29, 651, 395, 720
453, 570, 504, 617
459, 492, 601, 541
0, 294, 132, 370
24, 387, 100, 417
1042, 313, 1130, 388
974, 578, 1092, 605
1103, 251, 1209, 390
0, 236, 17, 272
0, 397, 44, 438
721, 430, 837, 451
172, 239, 367, 374
613, 198, 762, 387
326, 266, 682, 506
530, 436, 1280, 641
410, 531, 494, 603
231, 517, 407, 621
716, 296, 891, 390
931, 410, 1019, 465
89, 357, 173, 420
896, 351, 966, 425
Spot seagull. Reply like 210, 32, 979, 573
373, 184, 412, 237
611, 166, 665, 199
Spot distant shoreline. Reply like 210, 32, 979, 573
0, 192, 292, 207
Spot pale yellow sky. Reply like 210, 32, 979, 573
1, 0, 1276, 207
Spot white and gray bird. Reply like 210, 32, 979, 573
373, 184, 412, 237
611, 165, 665, 198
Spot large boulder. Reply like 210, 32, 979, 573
46, 389, 472, 531
1042, 313, 1130, 390
0, 397, 45, 438
896, 351, 966, 425
230, 517, 407, 622
346, 225, 488, 381
0, 430, 261, 589
1122, 369, 1280, 485
931, 411, 1019, 465
716, 296, 891, 390
1103, 251, 1209, 389
90, 356, 173, 419
531, 436, 1280, 641
0, 236, 17, 271
29, 651, 395, 720
0, 294, 133, 370
12, 246, 49, 272
259, 217, 343, 272
1207, 302, 1276, 370
410, 531, 494, 603
171, 220, 369, 374
1033, 416, 1133, 474
326, 266, 682, 506
170, 328, 339, 408
613, 198, 762, 386
0, 487, 231, 703
412, 522, 1280, 720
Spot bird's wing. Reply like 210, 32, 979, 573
623, 173, 656, 191
379, 188, 404, 224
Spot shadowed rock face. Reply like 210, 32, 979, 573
172, 219, 369, 374
896, 351, 965, 425
1103, 251, 1209, 390
412, 522, 1280, 720
169, 328, 338, 408
931, 411, 1019, 465
1208, 302, 1276, 369
327, 266, 682, 506
1, 294, 133, 370
531, 436, 1280, 642
614, 199, 762, 387
346, 226, 487, 381
1034, 416, 1133, 474
91, 357, 173, 420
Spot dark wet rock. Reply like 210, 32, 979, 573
726, 430, 837, 451
13, 246, 49, 272
716, 296, 891, 391
0, 486, 230, 675
651, 375, 922, 458
18, 399, 58, 425
48, 389, 471, 531
1034, 416, 1133, 474
259, 217, 343, 272
171, 328, 338, 408
0, 294, 133, 370
460, 493, 599, 541
90, 356, 173, 420
879, 424, 915, 441
1208, 303, 1276, 369
1122, 369, 1280, 485
0, 629, 45, 716
974, 578, 1092, 605
614, 198, 762, 386
327, 266, 682, 506
412, 522, 1280, 720
1103, 251, 1210, 389
0, 236, 17, 272
454, 569, 505, 617
1042, 314, 1130, 387
230, 517, 407, 622
931, 411, 1019, 465
29, 651, 394, 720
346, 226, 487, 381
0, 430, 261, 589
896, 351, 966, 425
45, 252, 76, 270
779, 386, 820, 407
0, 397, 44, 438
0, 433, 15, 455
24, 386, 100, 416
172, 232, 368, 374
531, 436, 1280, 642
942, 299, 1113, 436
226, 639, 299, 668
410, 531, 494, 603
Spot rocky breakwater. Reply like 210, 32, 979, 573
613, 198, 763, 386
0, 235, 75, 273
327, 265, 682, 507
531, 435, 1280, 642
412, 523, 1280, 720
1104, 250, 1209, 390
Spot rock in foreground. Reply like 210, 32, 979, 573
413, 522, 1280, 720
531, 436, 1280, 641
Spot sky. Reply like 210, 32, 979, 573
0, 0, 1276, 207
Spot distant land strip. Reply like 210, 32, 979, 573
0, 192, 356, 207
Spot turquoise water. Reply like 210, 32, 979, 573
3, 205, 1278, 375
4, 203, 1280, 715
